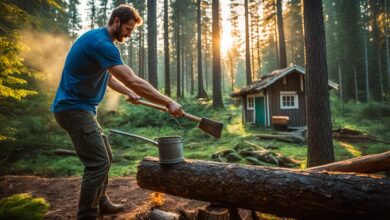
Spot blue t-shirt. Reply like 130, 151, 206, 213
51, 28, 123, 115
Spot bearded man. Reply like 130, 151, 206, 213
51, 4, 183, 219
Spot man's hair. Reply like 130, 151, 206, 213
108, 4, 143, 26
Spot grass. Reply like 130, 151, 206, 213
1, 96, 389, 177
0, 193, 49, 220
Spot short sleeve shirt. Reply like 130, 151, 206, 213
50, 28, 123, 115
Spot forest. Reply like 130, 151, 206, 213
0, 0, 389, 219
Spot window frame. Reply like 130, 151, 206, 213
247, 95, 255, 110
280, 91, 299, 109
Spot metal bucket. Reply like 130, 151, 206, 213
157, 136, 184, 164
108, 129, 185, 164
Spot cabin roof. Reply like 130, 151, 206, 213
231, 65, 339, 97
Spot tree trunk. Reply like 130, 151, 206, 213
276, 0, 287, 68
190, 53, 194, 95
378, 48, 384, 100
303, 0, 335, 167
164, 0, 170, 96
354, 65, 359, 103
139, 28, 145, 79
147, 0, 158, 88
128, 39, 133, 67
307, 151, 390, 173
197, 0, 208, 98
137, 157, 390, 219
364, 29, 370, 102
212, 0, 223, 108
386, 0, 390, 89
181, 43, 185, 97
256, 16, 261, 77
244, 0, 252, 85
176, 8, 181, 98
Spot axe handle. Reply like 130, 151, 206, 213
136, 100, 202, 122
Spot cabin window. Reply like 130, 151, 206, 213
280, 91, 298, 109
247, 96, 254, 110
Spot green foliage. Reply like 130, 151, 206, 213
331, 96, 390, 140
360, 102, 390, 119
0, 193, 49, 220
10, 155, 83, 176
0, 33, 38, 100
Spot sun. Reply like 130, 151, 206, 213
220, 13, 234, 57
221, 32, 233, 56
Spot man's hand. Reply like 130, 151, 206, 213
166, 101, 184, 117
126, 91, 141, 104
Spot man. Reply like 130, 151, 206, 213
51, 4, 183, 219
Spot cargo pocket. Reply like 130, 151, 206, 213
83, 125, 103, 149
80, 124, 110, 165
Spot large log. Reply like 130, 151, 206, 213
307, 151, 390, 173
137, 157, 390, 219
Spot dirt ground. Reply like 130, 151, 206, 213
0, 175, 207, 220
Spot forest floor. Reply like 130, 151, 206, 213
0, 175, 207, 220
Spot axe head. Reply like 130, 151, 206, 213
198, 118, 223, 139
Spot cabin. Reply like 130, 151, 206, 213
231, 65, 338, 127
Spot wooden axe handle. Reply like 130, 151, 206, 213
138, 100, 166, 111
136, 100, 202, 122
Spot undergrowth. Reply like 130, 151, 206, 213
0, 193, 49, 220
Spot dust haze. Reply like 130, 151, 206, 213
21, 30, 123, 110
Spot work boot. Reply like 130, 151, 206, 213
99, 195, 125, 214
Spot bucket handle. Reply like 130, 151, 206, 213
157, 117, 184, 139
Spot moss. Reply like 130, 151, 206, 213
0, 193, 49, 220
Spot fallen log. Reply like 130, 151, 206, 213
137, 157, 390, 219
307, 151, 390, 173
52, 149, 77, 156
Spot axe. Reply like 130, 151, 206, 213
131, 100, 223, 139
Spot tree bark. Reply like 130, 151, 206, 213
147, 0, 158, 88
307, 151, 390, 173
212, 0, 223, 108
303, 0, 335, 167
137, 157, 390, 220
276, 0, 287, 68
197, 0, 208, 98
176, 7, 181, 98
244, 0, 252, 85
164, 0, 170, 96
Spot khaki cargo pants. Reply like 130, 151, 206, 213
54, 110, 112, 219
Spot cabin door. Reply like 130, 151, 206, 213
255, 97, 266, 126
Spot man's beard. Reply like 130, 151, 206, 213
113, 23, 125, 43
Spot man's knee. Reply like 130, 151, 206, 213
83, 160, 110, 188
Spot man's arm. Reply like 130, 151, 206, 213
108, 75, 141, 104
108, 64, 183, 116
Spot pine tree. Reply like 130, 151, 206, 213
244, 0, 252, 85
164, 0, 171, 96
96, 0, 109, 27
147, 0, 158, 88
68, 0, 82, 38
276, 0, 287, 68
197, 0, 208, 98
87, 0, 97, 29
212, 0, 223, 107
303, 0, 335, 167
